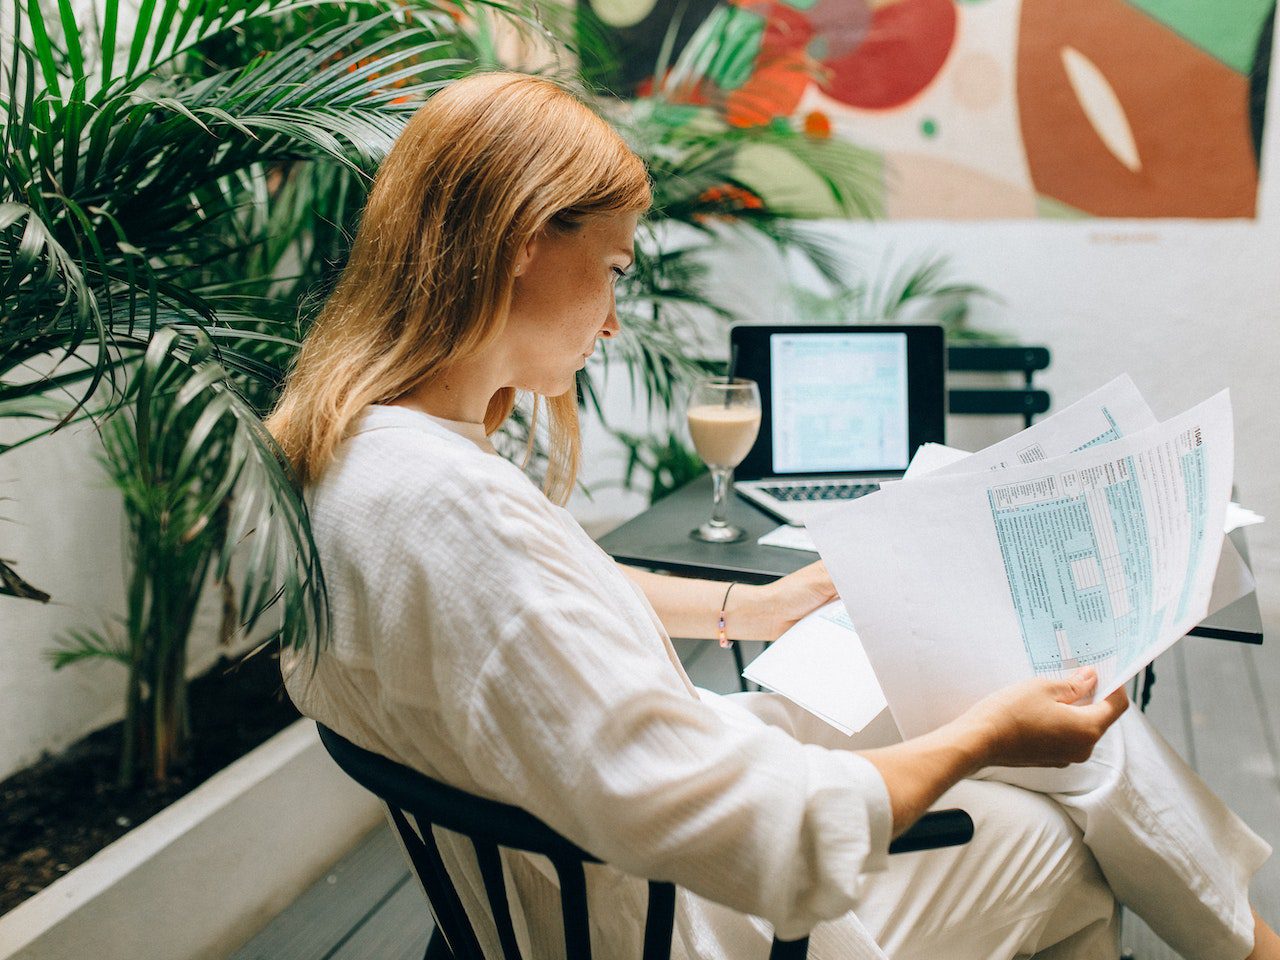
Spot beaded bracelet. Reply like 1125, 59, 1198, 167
717, 582, 740, 648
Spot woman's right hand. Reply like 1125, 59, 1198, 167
861, 667, 1130, 836
958, 668, 1130, 769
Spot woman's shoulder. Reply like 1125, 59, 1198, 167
308, 406, 546, 526
304, 407, 581, 595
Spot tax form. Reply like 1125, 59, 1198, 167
746, 376, 1159, 734
806, 389, 1235, 739
907, 373, 1160, 478
907, 376, 1252, 621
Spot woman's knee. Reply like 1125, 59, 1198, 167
940, 779, 1100, 903
856, 780, 1114, 958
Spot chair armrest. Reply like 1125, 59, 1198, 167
888, 808, 974, 854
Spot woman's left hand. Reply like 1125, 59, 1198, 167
757, 560, 838, 641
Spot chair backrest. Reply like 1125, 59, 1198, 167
317, 723, 972, 960
947, 344, 1051, 428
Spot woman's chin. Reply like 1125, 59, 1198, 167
517, 378, 577, 398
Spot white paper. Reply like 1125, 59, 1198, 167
742, 601, 886, 734
925, 374, 1158, 476
904, 442, 970, 478
758, 525, 818, 552
809, 391, 1234, 739
1226, 502, 1265, 532
907, 376, 1252, 620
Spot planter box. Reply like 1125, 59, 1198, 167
0, 719, 382, 960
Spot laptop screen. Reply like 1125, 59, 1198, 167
770, 331, 910, 473
730, 323, 945, 481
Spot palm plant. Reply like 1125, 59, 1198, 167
787, 255, 1000, 338
47, 330, 291, 784
0, 0, 543, 602
2, 0, 562, 782
612, 426, 708, 505
577, 10, 882, 424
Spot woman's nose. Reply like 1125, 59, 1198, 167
600, 302, 621, 338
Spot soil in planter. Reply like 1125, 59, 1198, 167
0, 649, 300, 915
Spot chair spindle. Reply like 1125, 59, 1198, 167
474, 838, 524, 960
769, 935, 811, 960
642, 880, 676, 960
554, 857, 593, 960
391, 806, 485, 960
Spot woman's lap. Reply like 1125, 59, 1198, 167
845, 779, 1116, 960
726, 691, 1269, 959
718, 693, 1113, 956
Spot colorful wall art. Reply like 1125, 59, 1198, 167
586, 0, 1275, 219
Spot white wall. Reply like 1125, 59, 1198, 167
0, 424, 131, 779
0, 422, 258, 780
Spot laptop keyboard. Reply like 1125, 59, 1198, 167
759, 482, 880, 502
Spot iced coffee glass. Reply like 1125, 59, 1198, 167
686, 377, 761, 543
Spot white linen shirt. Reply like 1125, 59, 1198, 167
284, 404, 895, 958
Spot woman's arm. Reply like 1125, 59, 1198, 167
617, 560, 836, 642
618, 560, 1130, 838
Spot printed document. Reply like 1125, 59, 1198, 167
745, 376, 1160, 734
744, 376, 1164, 734
907, 374, 1159, 478
907, 376, 1252, 619
742, 602, 885, 734
806, 390, 1234, 739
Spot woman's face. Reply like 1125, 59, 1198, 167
505, 211, 639, 396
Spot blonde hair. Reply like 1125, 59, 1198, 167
266, 71, 651, 502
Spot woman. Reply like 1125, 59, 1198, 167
268, 71, 1275, 959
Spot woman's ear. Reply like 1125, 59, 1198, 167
513, 231, 539, 278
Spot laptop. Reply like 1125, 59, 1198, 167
729, 324, 946, 526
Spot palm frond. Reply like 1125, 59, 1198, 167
2, 4, 480, 429
0, 556, 53, 601
784, 254, 998, 335
48, 624, 132, 669
122, 328, 329, 652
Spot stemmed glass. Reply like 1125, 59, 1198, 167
686, 377, 761, 543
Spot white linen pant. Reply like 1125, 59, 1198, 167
734, 693, 1272, 960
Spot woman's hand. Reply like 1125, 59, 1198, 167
757, 560, 839, 640
861, 667, 1129, 835
956, 667, 1130, 769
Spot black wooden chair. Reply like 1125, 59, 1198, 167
947, 344, 1051, 428
316, 723, 975, 960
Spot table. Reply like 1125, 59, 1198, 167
597, 473, 1265, 646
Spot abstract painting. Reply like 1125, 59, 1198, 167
584, 0, 1275, 218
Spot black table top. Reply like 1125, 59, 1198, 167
596, 473, 1265, 644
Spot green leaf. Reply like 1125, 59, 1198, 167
125, 0, 158, 76
55, 0, 85, 85
0, 558, 52, 602
48, 627, 132, 669
24, 0, 62, 99
99, 0, 119, 90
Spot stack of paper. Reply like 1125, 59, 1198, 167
745, 376, 1257, 739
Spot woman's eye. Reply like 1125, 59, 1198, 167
612, 266, 628, 281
